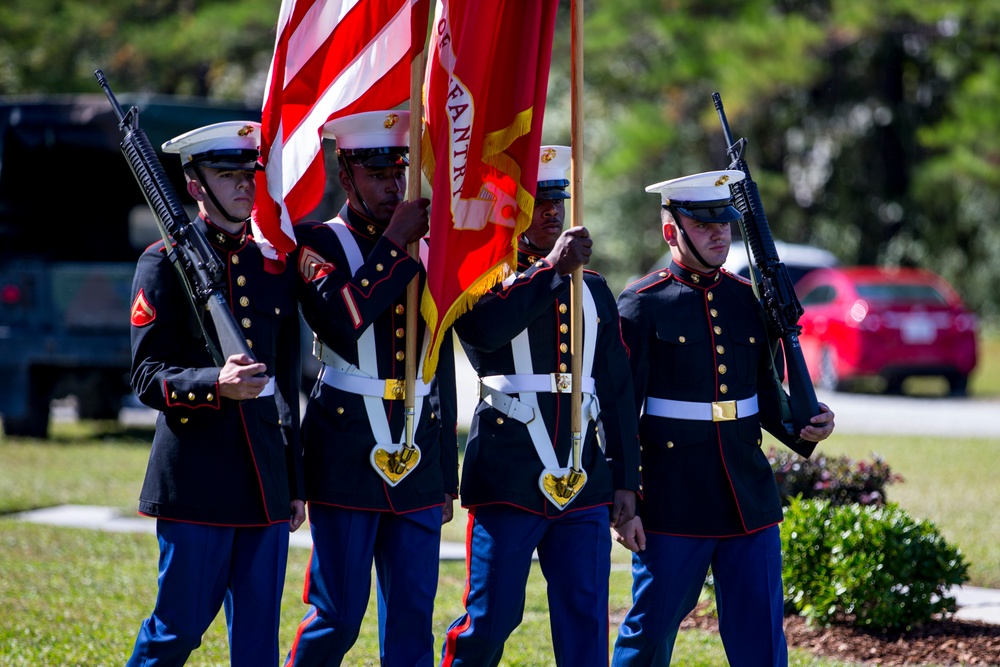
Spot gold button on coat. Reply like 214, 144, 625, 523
395, 304, 404, 315
361, 279, 369, 287
396, 328, 405, 338
496, 417, 504, 425
720, 384, 728, 394
376, 263, 384, 271
206, 393, 214, 401
719, 364, 727, 374
707, 291, 714, 301
559, 343, 568, 353
678, 336, 686, 343
559, 324, 568, 334
239, 296, 249, 307
395, 351, 405, 361
242, 318, 251, 329
187, 392, 195, 401
237, 276, 246, 286
716, 345, 725, 354
710, 309, 718, 317
559, 363, 567, 372
559, 303, 568, 313
714, 326, 722, 335
666, 441, 674, 449
337, 407, 345, 415
231, 255, 239, 264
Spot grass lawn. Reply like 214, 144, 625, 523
3, 414, 997, 666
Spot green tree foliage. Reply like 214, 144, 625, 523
580, 0, 1000, 323
3, 0, 999, 319
0, 0, 276, 102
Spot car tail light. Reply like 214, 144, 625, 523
1, 283, 22, 305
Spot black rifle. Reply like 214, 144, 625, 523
96, 69, 255, 366
712, 92, 821, 447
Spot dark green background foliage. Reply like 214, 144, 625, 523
3, 0, 1000, 319
768, 447, 904, 506
781, 497, 969, 631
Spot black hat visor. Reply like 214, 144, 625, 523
668, 199, 742, 223
341, 146, 410, 168
536, 178, 571, 200
191, 148, 262, 172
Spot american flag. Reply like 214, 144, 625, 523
252, 0, 430, 263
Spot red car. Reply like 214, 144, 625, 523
793, 266, 978, 395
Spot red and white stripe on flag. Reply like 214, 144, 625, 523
251, 0, 430, 264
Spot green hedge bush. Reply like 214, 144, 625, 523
767, 447, 903, 506
781, 497, 969, 631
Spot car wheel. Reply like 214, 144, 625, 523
817, 346, 840, 392
947, 373, 969, 397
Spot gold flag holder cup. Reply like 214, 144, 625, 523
370, 442, 421, 487
539, 467, 587, 509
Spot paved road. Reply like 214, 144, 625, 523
812, 389, 1000, 438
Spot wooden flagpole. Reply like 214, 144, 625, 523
569, 0, 584, 477
403, 48, 426, 450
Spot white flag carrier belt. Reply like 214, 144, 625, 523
316, 340, 431, 400
479, 374, 597, 424
318, 219, 430, 447
477, 280, 602, 467
644, 394, 759, 422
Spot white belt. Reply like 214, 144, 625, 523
481, 373, 596, 396
315, 338, 429, 400
645, 394, 758, 422
478, 374, 600, 426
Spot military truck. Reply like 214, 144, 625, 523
0, 95, 263, 437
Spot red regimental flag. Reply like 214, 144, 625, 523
420, 0, 558, 381
251, 0, 430, 266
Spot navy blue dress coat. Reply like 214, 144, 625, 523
129, 217, 303, 526
617, 260, 815, 537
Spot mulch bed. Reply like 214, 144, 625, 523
677, 602, 1000, 665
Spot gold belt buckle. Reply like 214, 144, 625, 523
550, 372, 572, 393
383, 379, 405, 400
712, 400, 737, 421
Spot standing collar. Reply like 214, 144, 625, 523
669, 260, 721, 287
344, 204, 388, 240
199, 215, 248, 253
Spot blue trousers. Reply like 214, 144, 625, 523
611, 526, 787, 667
126, 519, 290, 667
285, 503, 443, 667
441, 504, 612, 667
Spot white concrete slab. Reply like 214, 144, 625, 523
12, 504, 468, 560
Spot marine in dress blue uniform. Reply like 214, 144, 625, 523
125, 121, 306, 667
286, 111, 459, 667
441, 146, 642, 667
611, 171, 835, 667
